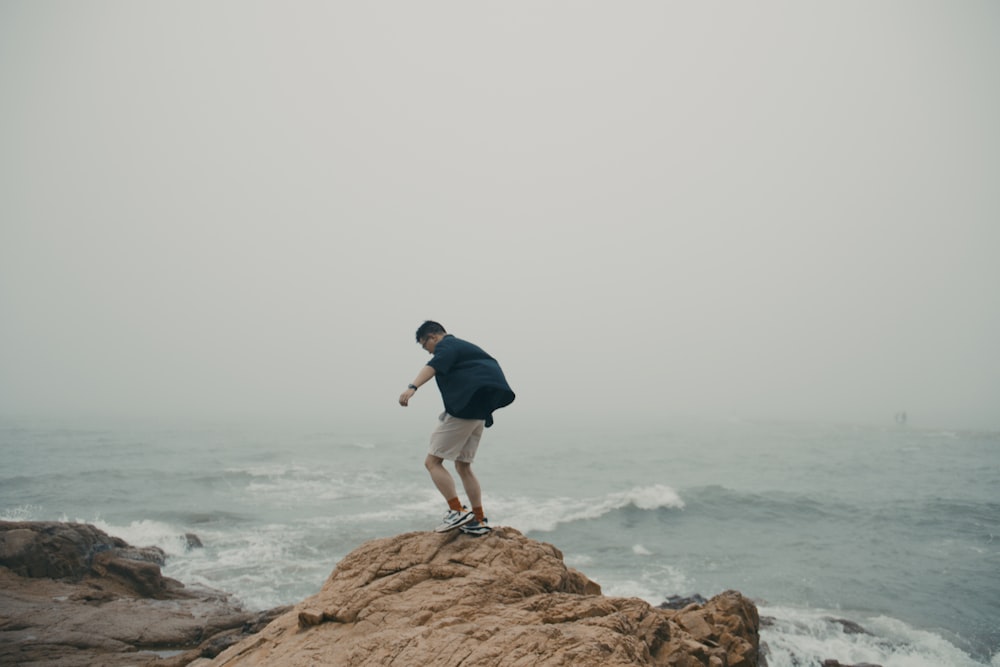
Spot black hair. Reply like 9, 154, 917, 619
415, 320, 446, 342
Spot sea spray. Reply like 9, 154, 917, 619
495, 483, 684, 533
759, 605, 992, 667
84, 517, 193, 558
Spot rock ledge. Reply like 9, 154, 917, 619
1, 522, 761, 666
205, 527, 761, 667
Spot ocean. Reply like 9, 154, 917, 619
2, 416, 997, 666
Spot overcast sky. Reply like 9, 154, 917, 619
2, 2, 998, 431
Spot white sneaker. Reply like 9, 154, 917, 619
433, 508, 474, 533
459, 517, 491, 536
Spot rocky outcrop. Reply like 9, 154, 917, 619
204, 527, 761, 667
0, 521, 288, 667
0, 521, 166, 586
1, 522, 762, 666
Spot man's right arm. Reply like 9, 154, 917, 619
398, 365, 436, 407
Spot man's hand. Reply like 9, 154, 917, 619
399, 388, 416, 406
399, 367, 435, 407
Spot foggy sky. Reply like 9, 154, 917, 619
2, 2, 998, 430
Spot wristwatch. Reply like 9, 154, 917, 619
407, 384, 418, 391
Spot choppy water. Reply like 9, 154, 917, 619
2, 417, 997, 666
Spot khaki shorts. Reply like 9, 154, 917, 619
428, 413, 485, 462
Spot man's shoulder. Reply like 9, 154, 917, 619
433, 336, 495, 366
439, 335, 473, 350
446, 336, 491, 355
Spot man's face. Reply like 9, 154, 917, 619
419, 333, 443, 354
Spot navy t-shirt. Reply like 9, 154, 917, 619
426, 335, 515, 427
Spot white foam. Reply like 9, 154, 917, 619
83, 518, 192, 557
496, 484, 684, 533
233, 465, 396, 506
313, 491, 442, 525
602, 579, 663, 600
632, 544, 653, 556
0, 505, 42, 521
564, 553, 594, 567
598, 562, 691, 604
160, 522, 334, 611
760, 605, 990, 667
615, 485, 685, 511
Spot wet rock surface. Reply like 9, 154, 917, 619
0, 521, 287, 667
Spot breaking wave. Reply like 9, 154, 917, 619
498, 483, 684, 533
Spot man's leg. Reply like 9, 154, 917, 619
425, 454, 460, 504
455, 460, 490, 534
454, 419, 486, 524
426, 454, 475, 532
454, 461, 482, 511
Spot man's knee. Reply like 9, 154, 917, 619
425, 455, 445, 471
455, 460, 474, 476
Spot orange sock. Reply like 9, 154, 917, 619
447, 497, 464, 512
473, 506, 485, 522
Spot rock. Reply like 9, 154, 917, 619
1, 521, 763, 666
0, 521, 287, 667
659, 593, 710, 610
296, 608, 329, 627
822, 661, 883, 667
126, 545, 169, 566
0, 521, 129, 580
184, 533, 204, 550
90, 549, 172, 598
206, 527, 762, 667
0, 521, 180, 599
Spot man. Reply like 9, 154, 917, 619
398, 321, 515, 536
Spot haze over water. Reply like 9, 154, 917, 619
1, 2, 998, 432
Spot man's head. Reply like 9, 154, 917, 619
415, 320, 447, 353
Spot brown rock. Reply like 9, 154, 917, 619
206, 527, 762, 667
1, 522, 762, 667
0, 521, 128, 580
296, 609, 329, 627
90, 549, 171, 599
0, 521, 287, 667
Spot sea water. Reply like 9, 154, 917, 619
2, 417, 998, 666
